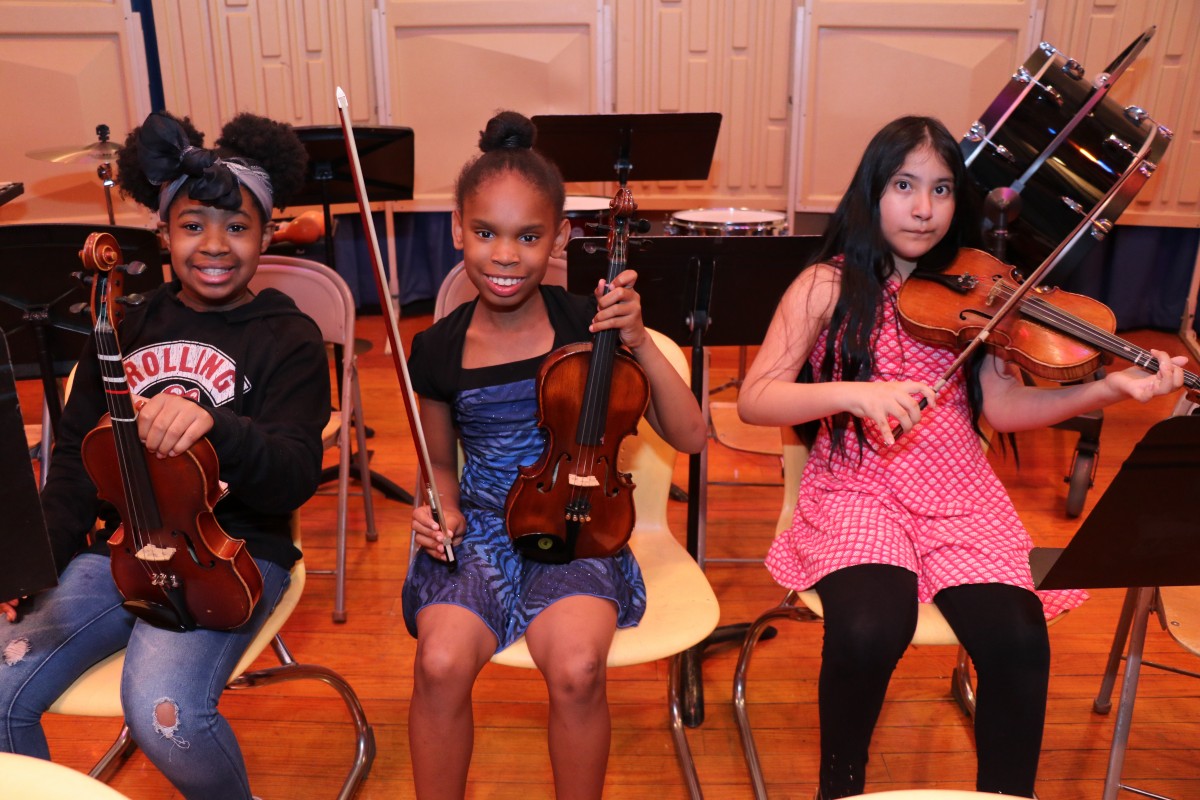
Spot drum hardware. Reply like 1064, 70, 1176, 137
26, 124, 120, 224
962, 25, 1170, 517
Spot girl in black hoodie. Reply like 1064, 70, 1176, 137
0, 111, 329, 800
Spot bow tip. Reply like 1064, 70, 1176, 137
336, 86, 348, 108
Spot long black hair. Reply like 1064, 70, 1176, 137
808, 115, 983, 452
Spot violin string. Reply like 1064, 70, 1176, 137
995, 283, 1200, 386
95, 287, 155, 582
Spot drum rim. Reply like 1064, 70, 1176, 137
668, 207, 788, 225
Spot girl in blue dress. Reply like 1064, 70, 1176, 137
403, 110, 706, 799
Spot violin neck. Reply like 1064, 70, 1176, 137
1021, 294, 1200, 390
576, 215, 630, 446
95, 316, 163, 529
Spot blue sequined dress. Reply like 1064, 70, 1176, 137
402, 287, 647, 651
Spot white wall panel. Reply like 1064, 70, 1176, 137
383, 1, 600, 206
1042, 0, 1200, 226
613, 0, 794, 210
791, 0, 1036, 214
152, 0, 380, 135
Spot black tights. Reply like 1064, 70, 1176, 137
815, 564, 1049, 799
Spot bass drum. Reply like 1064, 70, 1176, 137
960, 36, 1170, 277
666, 208, 788, 236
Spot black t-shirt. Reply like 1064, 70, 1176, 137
410, 285, 596, 406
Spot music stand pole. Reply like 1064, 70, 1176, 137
569, 233, 823, 725
293, 125, 416, 504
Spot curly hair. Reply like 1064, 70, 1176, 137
116, 110, 308, 219
215, 112, 308, 210
115, 112, 205, 210
454, 110, 564, 215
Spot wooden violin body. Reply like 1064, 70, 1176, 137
77, 231, 262, 631
505, 185, 650, 563
505, 342, 649, 563
897, 248, 1116, 382
82, 422, 262, 630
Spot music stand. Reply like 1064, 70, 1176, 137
532, 113, 721, 183
291, 125, 414, 275
292, 125, 415, 504
0, 224, 163, 437
1036, 413, 1200, 800
0, 328, 56, 600
570, 233, 822, 726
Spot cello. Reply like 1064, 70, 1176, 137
78, 232, 262, 631
504, 187, 651, 563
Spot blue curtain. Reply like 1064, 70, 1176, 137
331, 211, 462, 310
1056, 225, 1200, 333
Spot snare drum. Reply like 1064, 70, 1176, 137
563, 195, 612, 238
961, 40, 1170, 275
666, 208, 788, 236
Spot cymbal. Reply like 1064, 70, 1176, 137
26, 140, 121, 164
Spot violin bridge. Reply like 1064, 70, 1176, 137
568, 474, 600, 488
135, 544, 178, 562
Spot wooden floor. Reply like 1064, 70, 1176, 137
29, 318, 1200, 799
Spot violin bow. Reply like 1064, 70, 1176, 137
336, 87, 456, 571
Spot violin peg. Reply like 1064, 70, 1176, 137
72, 270, 92, 285
69, 301, 88, 315
121, 260, 147, 276
118, 293, 146, 307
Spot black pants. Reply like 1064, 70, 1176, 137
814, 563, 1050, 798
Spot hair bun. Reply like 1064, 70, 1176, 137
478, 111, 535, 153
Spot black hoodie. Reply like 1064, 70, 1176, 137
42, 282, 330, 572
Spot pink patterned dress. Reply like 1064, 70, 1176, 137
764, 274, 1086, 619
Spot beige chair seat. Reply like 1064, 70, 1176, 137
0, 752, 133, 799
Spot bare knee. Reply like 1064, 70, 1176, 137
413, 639, 485, 697
543, 649, 607, 705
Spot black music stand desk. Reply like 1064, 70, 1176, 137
0, 328, 55, 600
1038, 413, 1200, 800
0, 224, 162, 439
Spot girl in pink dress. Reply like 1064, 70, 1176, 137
738, 116, 1187, 798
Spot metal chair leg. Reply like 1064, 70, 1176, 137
668, 649, 704, 800
88, 724, 136, 782
733, 592, 819, 800
226, 634, 376, 800
950, 645, 976, 717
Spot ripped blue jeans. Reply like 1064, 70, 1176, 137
0, 552, 289, 800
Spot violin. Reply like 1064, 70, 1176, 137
897, 247, 1200, 394
77, 232, 263, 631
504, 188, 650, 564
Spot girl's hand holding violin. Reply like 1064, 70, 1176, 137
590, 269, 648, 350
135, 393, 214, 459
412, 503, 465, 562
1, 598, 18, 623
1104, 348, 1187, 403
